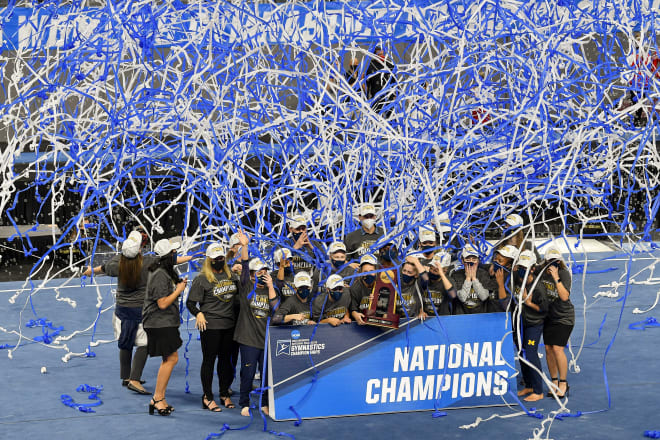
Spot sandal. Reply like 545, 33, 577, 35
220, 396, 236, 409
546, 377, 559, 397
202, 395, 222, 412
149, 397, 172, 416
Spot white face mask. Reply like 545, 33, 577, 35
361, 218, 376, 230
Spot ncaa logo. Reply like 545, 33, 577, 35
276, 340, 291, 356
291, 329, 301, 340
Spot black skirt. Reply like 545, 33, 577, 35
144, 327, 182, 357
543, 321, 574, 347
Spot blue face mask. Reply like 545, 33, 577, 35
257, 275, 267, 286
330, 288, 343, 301
283, 265, 293, 275
292, 232, 302, 242
401, 274, 415, 285
516, 267, 528, 280
428, 272, 441, 281
363, 274, 376, 285
297, 288, 311, 300
331, 259, 345, 269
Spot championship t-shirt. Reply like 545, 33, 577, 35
188, 272, 239, 330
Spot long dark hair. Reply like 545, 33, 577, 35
148, 253, 182, 284
118, 254, 143, 289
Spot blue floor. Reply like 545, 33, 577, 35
1, 250, 659, 440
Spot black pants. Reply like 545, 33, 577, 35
239, 344, 268, 409
119, 346, 148, 381
200, 328, 236, 400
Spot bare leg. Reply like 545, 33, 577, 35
545, 345, 558, 391
553, 345, 569, 395
153, 351, 178, 410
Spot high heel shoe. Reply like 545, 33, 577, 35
149, 397, 172, 416
558, 379, 570, 398
202, 395, 222, 412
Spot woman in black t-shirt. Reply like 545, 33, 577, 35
187, 243, 239, 411
540, 247, 574, 398
142, 239, 188, 416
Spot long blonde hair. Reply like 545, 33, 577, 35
201, 257, 231, 283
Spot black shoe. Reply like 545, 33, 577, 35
149, 397, 172, 416
122, 379, 145, 387
202, 395, 222, 412
127, 382, 150, 395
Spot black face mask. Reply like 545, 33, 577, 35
211, 259, 225, 271
283, 265, 293, 275
257, 275, 267, 286
297, 288, 311, 300
292, 232, 302, 242
549, 261, 560, 269
380, 247, 395, 262
363, 274, 376, 285
171, 252, 178, 266
421, 245, 434, 253
428, 272, 441, 281
401, 274, 415, 285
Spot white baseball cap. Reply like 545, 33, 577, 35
294, 271, 312, 288
328, 241, 346, 255
229, 232, 241, 248
288, 214, 306, 229
325, 274, 344, 290
436, 213, 451, 233
517, 250, 537, 268
505, 214, 524, 228
359, 254, 378, 267
154, 238, 181, 257
544, 247, 564, 262
274, 248, 292, 263
121, 231, 142, 259
495, 244, 519, 260
462, 244, 480, 259
432, 251, 452, 268
418, 227, 436, 244
206, 243, 226, 259
249, 258, 267, 272
359, 204, 377, 216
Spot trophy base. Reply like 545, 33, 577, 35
364, 315, 400, 329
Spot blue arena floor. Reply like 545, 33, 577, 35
0, 249, 659, 440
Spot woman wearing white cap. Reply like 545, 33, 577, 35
142, 238, 189, 415
512, 250, 549, 402
233, 231, 279, 417
344, 203, 384, 262
397, 255, 428, 320
313, 241, 356, 288
286, 214, 323, 274
540, 247, 574, 398
82, 231, 159, 394
272, 271, 317, 325
453, 244, 494, 314
423, 252, 456, 316
349, 254, 378, 324
501, 213, 541, 260
312, 274, 352, 326
486, 244, 519, 312
417, 226, 438, 267
186, 243, 239, 411
272, 247, 296, 299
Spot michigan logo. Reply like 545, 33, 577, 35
276, 340, 291, 356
